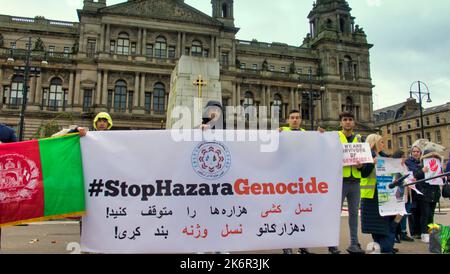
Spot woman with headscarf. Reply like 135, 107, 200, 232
404, 144, 423, 239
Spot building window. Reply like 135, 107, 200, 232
10, 42, 16, 49
48, 45, 55, 57
416, 133, 421, 140
269, 65, 275, 71
114, 80, 127, 112
63, 47, 70, 57
436, 130, 442, 144
388, 140, 392, 150
407, 135, 412, 148
203, 49, 209, 58
145, 92, 151, 113
252, 64, 258, 70
407, 122, 411, 130
273, 94, 283, 120
128, 91, 134, 113
416, 119, 420, 128
185, 47, 190, 56
387, 127, 392, 134
10, 75, 24, 107
107, 90, 113, 109
146, 44, 153, 57
244, 91, 254, 120
87, 39, 96, 57
168, 46, 176, 59
131, 42, 137, 55
155, 36, 167, 59
110, 40, 116, 53
426, 117, 430, 126
297, 68, 303, 74
399, 137, 404, 149
398, 123, 402, 131
436, 115, 440, 124
426, 132, 431, 141
117, 33, 130, 55
83, 89, 93, 112
240, 63, 246, 69
281, 67, 286, 73
153, 83, 166, 114
220, 52, 229, 67
191, 40, 203, 57
48, 77, 63, 111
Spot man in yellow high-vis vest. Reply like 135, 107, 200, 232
279, 110, 312, 255
334, 111, 366, 254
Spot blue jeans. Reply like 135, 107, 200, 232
371, 218, 397, 253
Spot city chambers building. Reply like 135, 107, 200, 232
0, 0, 375, 139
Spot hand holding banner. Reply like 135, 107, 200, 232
342, 143, 373, 166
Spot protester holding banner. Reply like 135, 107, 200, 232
52, 112, 113, 137
390, 150, 415, 243
0, 124, 18, 143
0, 124, 17, 249
360, 134, 398, 254
413, 147, 443, 243
333, 111, 366, 254
279, 110, 312, 255
405, 145, 423, 240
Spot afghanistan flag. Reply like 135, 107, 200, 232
0, 134, 85, 227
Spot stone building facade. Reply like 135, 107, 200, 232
0, 0, 374, 139
374, 99, 450, 162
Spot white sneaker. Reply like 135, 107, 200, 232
421, 233, 430, 243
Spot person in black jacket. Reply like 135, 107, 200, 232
0, 124, 17, 143
200, 100, 224, 130
413, 148, 443, 243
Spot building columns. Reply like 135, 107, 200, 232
68, 71, 75, 106
102, 70, 108, 106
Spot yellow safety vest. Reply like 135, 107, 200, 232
339, 131, 362, 179
360, 168, 377, 199
281, 127, 306, 132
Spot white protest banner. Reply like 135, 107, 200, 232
376, 157, 409, 216
80, 130, 343, 254
342, 143, 373, 166
423, 158, 444, 185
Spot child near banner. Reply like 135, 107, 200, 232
360, 134, 399, 254
413, 147, 444, 243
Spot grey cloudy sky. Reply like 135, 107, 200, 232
1, 0, 448, 110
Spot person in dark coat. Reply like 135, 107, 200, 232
413, 148, 443, 243
405, 145, 423, 239
360, 134, 398, 254
0, 124, 17, 249
200, 100, 224, 130
0, 124, 18, 143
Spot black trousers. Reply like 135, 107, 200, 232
418, 200, 437, 234
409, 203, 422, 236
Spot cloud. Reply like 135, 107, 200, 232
366, 0, 381, 7
66, 0, 83, 8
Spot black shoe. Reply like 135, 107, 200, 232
395, 234, 401, 243
413, 235, 421, 240
298, 248, 314, 255
346, 244, 366, 254
393, 248, 399, 254
400, 233, 414, 242
282, 249, 293, 254
328, 246, 341, 254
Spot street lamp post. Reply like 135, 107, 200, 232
303, 67, 324, 130
409, 81, 431, 139
6, 36, 48, 141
